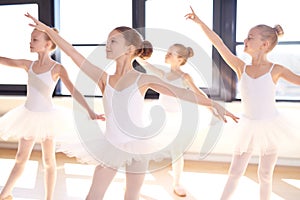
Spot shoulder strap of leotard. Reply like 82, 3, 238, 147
269, 63, 275, 72
243, 64, 247, 73
49, 62, 58, 72
28, 61, 35, 71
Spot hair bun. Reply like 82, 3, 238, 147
140, 40, 153, 59
273, 24, 284, 37
186, 47, 194, 58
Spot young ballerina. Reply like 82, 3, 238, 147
26, 13, 239, 200
136, 43, 210, 197
185, 6, 300, 200
0, 27, 104, 200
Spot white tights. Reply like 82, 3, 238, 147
172, 156, 184, 186
220, 152, 278, 200
86, 160, 148, 200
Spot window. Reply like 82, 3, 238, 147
145, 0, 214, 93
0, 4, 38, 93
236, 0, 300, 100
58, 0, 132, 96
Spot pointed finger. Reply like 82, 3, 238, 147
190, 6, 195, 14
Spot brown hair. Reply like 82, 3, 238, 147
172, 44, 194, 65
113, 26, 153, 59
254, 24, 284, 52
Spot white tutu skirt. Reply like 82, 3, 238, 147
56, 117, 173, 173
0, 105, 77, 142
233, 112, 300, 155
56, 103, 213, 172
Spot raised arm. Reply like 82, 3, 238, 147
58, 64, 105, 120
185, 6, 245, 78
140, 74, 239, 123
25, 13, 107, 91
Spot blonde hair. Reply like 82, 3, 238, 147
172, 44, 194, 65
254, 24, 284, 52
37, 27, 59, 51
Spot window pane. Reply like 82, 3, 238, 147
59, 0, 132, 44
236, 45, 300, 100
0, 4, 38, 85
59, 0, 132, 95
60, 46, 116, 96
236, 0, 300, 42
145, 0, 213, 88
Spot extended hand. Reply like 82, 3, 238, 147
213, 103, 239, 123
89, 112, 106, 121
25, 12, 49, 32
184, 6, 200, 23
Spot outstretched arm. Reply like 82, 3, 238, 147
182, 73, 219, 117
59, 65, 105, 120
183, 73, 207, 97
140, 74, 239, 123
0, 57, 31, 71
276, 64, 300, 85
135, 57, 165, 78
25, 13, 107, 91
185, 6, 245, 79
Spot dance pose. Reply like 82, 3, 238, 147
136, 43, 210, 197
185, 6, 300, 200
0, 27, 104, 200
26, 13, 238, 200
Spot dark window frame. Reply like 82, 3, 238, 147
0, 0, 241, 101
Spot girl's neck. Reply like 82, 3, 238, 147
37, 52, 52, 66
251, 53, 269, 66
115, 57, 134, 75
170, 64, 181, 71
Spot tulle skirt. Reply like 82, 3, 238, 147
56, 115, 172, 173
233, 112, 300, 155
56, 103, 213, 172
0, 105, 77, 142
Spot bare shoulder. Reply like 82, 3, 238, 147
20, 59, 33, 71
271, 63, 292, 83
272, 63, 287, 74
273, 63, 285, 69
52, 63, 64, 73
182, 73, 193, 81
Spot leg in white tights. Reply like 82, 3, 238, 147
220, 152, 252, 200
258, 153, 278, 200
0, 138, 35, 199
125, 160, 148, 200
172, 156, 186, 197
41, 138, 57, 200
86, 160, 148, 200
86, 165, 117, 200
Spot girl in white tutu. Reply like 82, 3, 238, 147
0, 27, 104, 200
186, 6, 300, 200
26, 13, 238, 200
136, 43, 211, 197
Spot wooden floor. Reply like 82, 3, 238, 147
0, 148, 299, 200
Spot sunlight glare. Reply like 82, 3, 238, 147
282, 178, 300, 189
0, 158, 38, 189
64, 163, 95, 176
